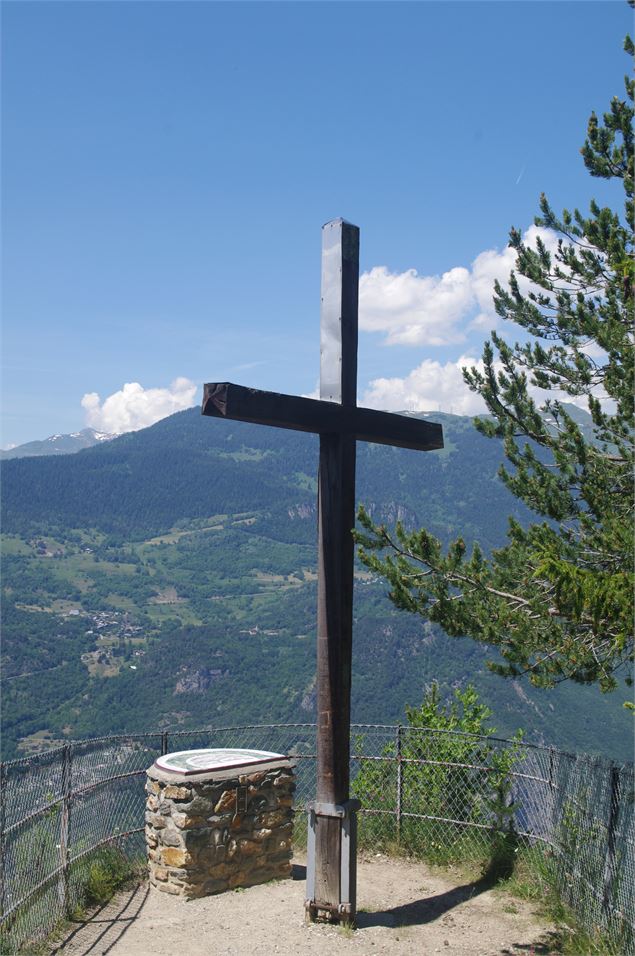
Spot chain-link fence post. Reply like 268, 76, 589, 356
602, 762, 620, 921
59, 744, 72, 915
161, 732, 169, 756
549, 748, 555, 790
0, 762, 6, 919
396, 724, 403, 844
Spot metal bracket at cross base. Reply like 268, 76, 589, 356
304, 798, 361, 925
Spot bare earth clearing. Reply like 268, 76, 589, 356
53, 854, 557, 956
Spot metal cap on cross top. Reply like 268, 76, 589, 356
202, 218, 443, 924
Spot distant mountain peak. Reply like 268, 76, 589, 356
1, 427, 116, 460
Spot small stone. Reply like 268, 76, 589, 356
146, 780, 161, 794
255, 810, 288, 829
163, 785, 192, 800
200, 878, 229, 896
161, 827, 183, 848
146, 812, 167, 829
198, 846, 221, 867
178, 796, 214, 816
253, 827, 272, 842
199, 784, 225, 801
247, 795, 269, 813
183, 829, 212, 850
155, 881, 182, 896
172, 812, 207, 829
273, 773, 294, 788
211, 827, 228, 846
161, 847, 191, 868
215, 790, 236, 814
152, 866, 169, 881
237, 839, 260, 857
247, 770, 267, 784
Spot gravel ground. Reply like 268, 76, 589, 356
53, 854, 557, 956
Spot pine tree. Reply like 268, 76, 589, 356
357, 31, 633, 693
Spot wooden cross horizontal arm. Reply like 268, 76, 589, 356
202, 382, 443, 452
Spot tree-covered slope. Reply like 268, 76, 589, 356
1, 407, 531, 549
1, 407, 631, 762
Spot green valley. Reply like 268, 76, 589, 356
1, 407, 632, 762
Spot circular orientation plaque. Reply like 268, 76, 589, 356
154, 748, 286, 776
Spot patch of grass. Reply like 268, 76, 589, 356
502, 846, 629, 956
356, 815, 491, 872
70, 846, 144, 915
17, 729, 66, 753
0, 847, 144, 955
555, 925, 631, 955
0, 535, 31, 555
502, 845, 558, 905
84, 847, 140, 907
145, 603, 202, 626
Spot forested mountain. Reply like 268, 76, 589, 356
1, 406, 631, 762
2, 407, 524, 549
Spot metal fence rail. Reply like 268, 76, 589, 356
1, 725, 633, 953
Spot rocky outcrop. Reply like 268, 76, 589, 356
173, 667, 228, 694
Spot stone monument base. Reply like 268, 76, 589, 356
145, 749, 295, 899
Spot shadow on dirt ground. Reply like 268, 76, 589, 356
358, 876, 490, 928
53, 882, 149, 956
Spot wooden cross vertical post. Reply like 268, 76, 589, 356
201, 218, 443, 925
310, 220, 359, 922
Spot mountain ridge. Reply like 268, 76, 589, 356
1, 427, 115, 460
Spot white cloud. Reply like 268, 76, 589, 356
362, 356, 488, 415
359, 226, 559, 346
359, 266, 472, 346
81, 378, 198, 434
362, 349, 604, 417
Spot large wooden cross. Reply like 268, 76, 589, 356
202, 219, 443, 923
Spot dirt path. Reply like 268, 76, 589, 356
53, 854, 557, 956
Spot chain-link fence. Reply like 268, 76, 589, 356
1, 725, 633, 953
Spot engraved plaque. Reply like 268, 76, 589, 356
154, 748, 285, 776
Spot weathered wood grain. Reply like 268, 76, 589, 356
202, 382, 443, 452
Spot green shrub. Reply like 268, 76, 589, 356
352, 683, 525, 877
76, 845, 139, 908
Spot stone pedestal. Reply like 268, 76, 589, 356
145, 748, 295, 899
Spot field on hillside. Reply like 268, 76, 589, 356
2, 512, 632, 763
2, 409, 632, 763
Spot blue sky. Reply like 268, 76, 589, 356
2, 1, 630, 446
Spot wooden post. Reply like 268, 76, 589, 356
310, 220, 359, 923
316, 219, 358, 808
201, 218, 444, 925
